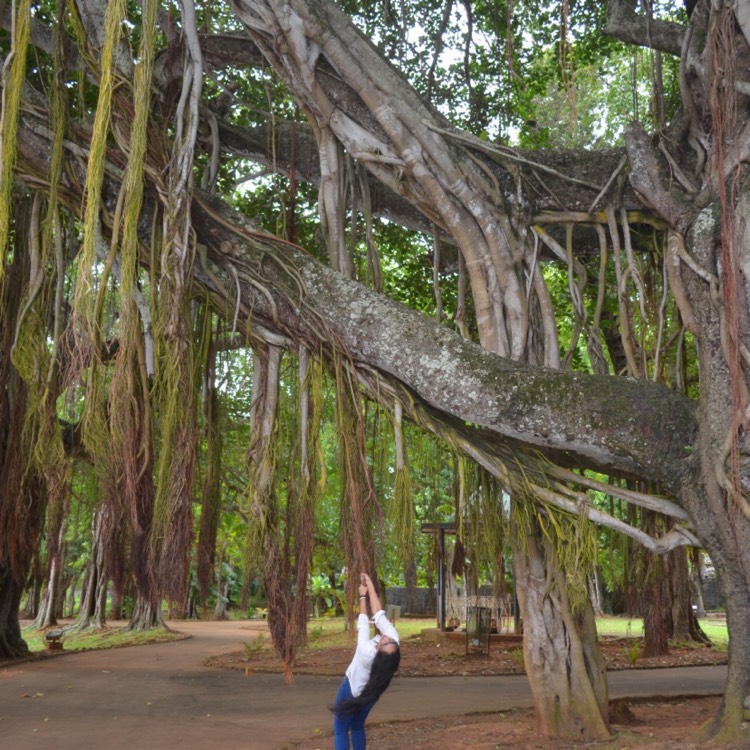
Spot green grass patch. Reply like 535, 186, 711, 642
595, 615, 728, 646
595, 616, 644, 638
21, 624, 186, 654
696, 619, 729, 647
301, 617, 435, 650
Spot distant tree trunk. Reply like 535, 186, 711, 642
641, 511, 669, 657
622, 505, 640, 617
666, 547, 693, 641
213, 580, 229, 621
404, 559, 419, 614
33, 555, 61, 629
109, 585, 123, 621
66, 574, 80, 618
197, 340, 222, 604
184, 579, 198, 619
445, 543, 462, 624
689, 548, 706, 618
33, 524, 66, 629
92, 563, 108, 627
73, 510, 107, 631
588, 568, 604, 617
424, 568, 435, 616
213, 541, 229, 620
21, 564, 43, 620
106, 524, 128, 624
76, 564, 97, 628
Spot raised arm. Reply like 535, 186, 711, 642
358, 576, 369, 616
361, 573, 382, 613
361, 573, 400, 643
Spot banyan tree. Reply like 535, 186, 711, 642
0, 0, 748, 745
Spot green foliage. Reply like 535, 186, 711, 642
624, 641, 641, 666
242, 633, 268, 658
309, 573, 336, 617
308, 624, 323, 642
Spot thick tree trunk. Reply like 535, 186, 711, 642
0, 246, 46, 657
685, 480, 750, 744
127, 594, 163, 631
0, 560, 30, 659
512, 514, 610, 739
674, 183, 750, 742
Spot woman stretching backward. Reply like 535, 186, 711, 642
331, 572, 400, 750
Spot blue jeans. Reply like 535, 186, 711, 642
332, 676, 376, 750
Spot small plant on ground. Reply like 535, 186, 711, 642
308, 624, 323, 642
510, 646, 525, 665
624, 641, 640, 666
243, 633, 268, 659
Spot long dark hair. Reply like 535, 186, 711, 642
333, 647, 401, 717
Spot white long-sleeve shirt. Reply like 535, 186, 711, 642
344, 609, 400, 697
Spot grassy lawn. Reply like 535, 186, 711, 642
304, 617, 436, 650
21, 623, 185, 654
595, 615, 729, 646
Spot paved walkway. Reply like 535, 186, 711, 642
0, 621, 727, 750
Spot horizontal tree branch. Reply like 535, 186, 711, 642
9, 47, 698, 514
604, 0, 687, 55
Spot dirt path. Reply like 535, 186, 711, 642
0, 621, 729, 750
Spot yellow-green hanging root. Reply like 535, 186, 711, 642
0, 0, 31, 289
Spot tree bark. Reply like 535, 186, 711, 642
21, 569, 42, 620
666, 547, 694, 642
513, 513, 610, 739
72, 510, 107, 631
689, 549, 706, 619
0, 560, 30, 659
640, 511, 669, 657
33, 524, 66, 629
127, 594, 163, 631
